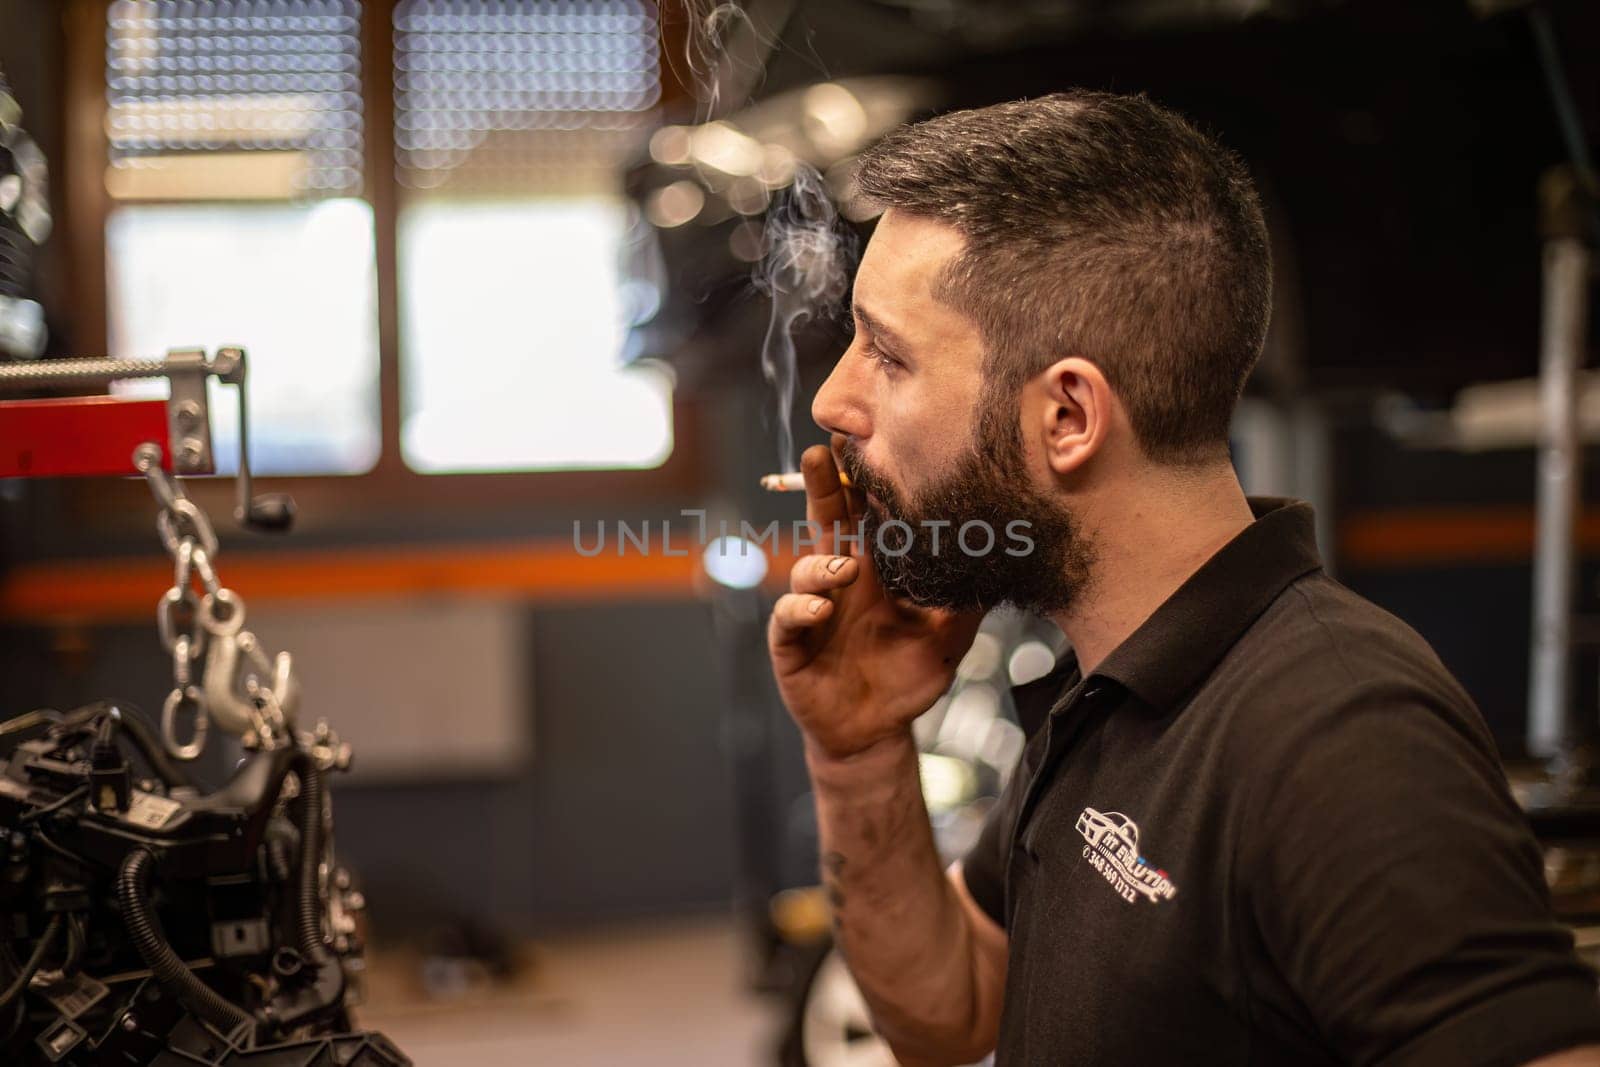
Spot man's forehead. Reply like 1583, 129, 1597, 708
853, 209, 974, 342
856, 208, 967, 300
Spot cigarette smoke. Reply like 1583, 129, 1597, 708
754, 164, 856, 473
674, 2, 771, 120
669, 3, 858, 473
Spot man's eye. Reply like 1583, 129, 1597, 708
861, 338, 901, 371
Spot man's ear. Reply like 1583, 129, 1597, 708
1036, 357, 1113, 477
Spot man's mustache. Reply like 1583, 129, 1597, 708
836, 442, 894, 508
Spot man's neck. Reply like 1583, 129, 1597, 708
1050, 467, 1256, 675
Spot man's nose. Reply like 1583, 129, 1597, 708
812, 353, 869, 440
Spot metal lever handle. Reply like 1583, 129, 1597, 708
211, 346, 295, 534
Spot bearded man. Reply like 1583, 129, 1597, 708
767, 90, 1600, 1066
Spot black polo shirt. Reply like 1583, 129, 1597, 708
962, 498, 1600, 1066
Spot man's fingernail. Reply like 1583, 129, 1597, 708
827, 556, 847, 573
808, 598, 825, 614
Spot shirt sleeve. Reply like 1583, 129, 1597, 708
1242, 682, 1600, 1067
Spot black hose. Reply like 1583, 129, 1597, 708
59, 915, 84, 979
18, 786, 88, 826
116, 848, 254, 1038
294, 763, 333, 966
0, 921, 61, 1043
0, 914, 62, 1013
30, 829, 99, 871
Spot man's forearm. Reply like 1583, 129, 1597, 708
807, 729, 993, 1063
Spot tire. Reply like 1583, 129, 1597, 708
783, 945, 993, 1067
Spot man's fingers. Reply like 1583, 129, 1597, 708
790, 554, 859, 594
768, 592, 835, 647
803, 443, 851, 556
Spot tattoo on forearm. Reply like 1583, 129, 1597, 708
822, 850, 847, 932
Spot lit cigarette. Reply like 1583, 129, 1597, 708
760, 471, 852, 492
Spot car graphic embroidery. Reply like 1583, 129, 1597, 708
1076, 807, 1179, 904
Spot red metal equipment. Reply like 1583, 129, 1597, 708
0, 395, 175, 478
0, 347, 292, 531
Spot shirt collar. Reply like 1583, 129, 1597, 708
1088, 497, 1324, 715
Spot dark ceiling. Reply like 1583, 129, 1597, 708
639, 0, 1598, 396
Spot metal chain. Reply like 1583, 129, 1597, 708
136, 445, 215, 761
133, 443, 298, 759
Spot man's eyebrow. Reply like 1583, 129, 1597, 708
853, 304, 912, 354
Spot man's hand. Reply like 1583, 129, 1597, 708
768, 438, 982, 758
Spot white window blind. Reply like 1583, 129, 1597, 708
393, 0, 672, 473
104, 0, 379, 477
106, 0, 364, 200
393, 0, 659, 195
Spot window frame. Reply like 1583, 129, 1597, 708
61, 0, 705, 530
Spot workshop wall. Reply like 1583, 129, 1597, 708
1334, 432, 1600, 753
0, 585, 746, 934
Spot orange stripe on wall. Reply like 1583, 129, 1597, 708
0, 540, 708, 625
15, 505, 1590, 624
1340, 508, 1600, 569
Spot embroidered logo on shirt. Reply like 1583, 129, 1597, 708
1075, 807, 1179, 905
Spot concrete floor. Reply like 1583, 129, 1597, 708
356, 916, 788, 1066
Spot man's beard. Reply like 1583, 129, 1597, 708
838, 402, 1094, 614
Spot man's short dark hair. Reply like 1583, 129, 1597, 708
853, 90, 1271, 465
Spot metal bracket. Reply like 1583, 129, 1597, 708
162, 347, 213, 476
0, 346, 293, 532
